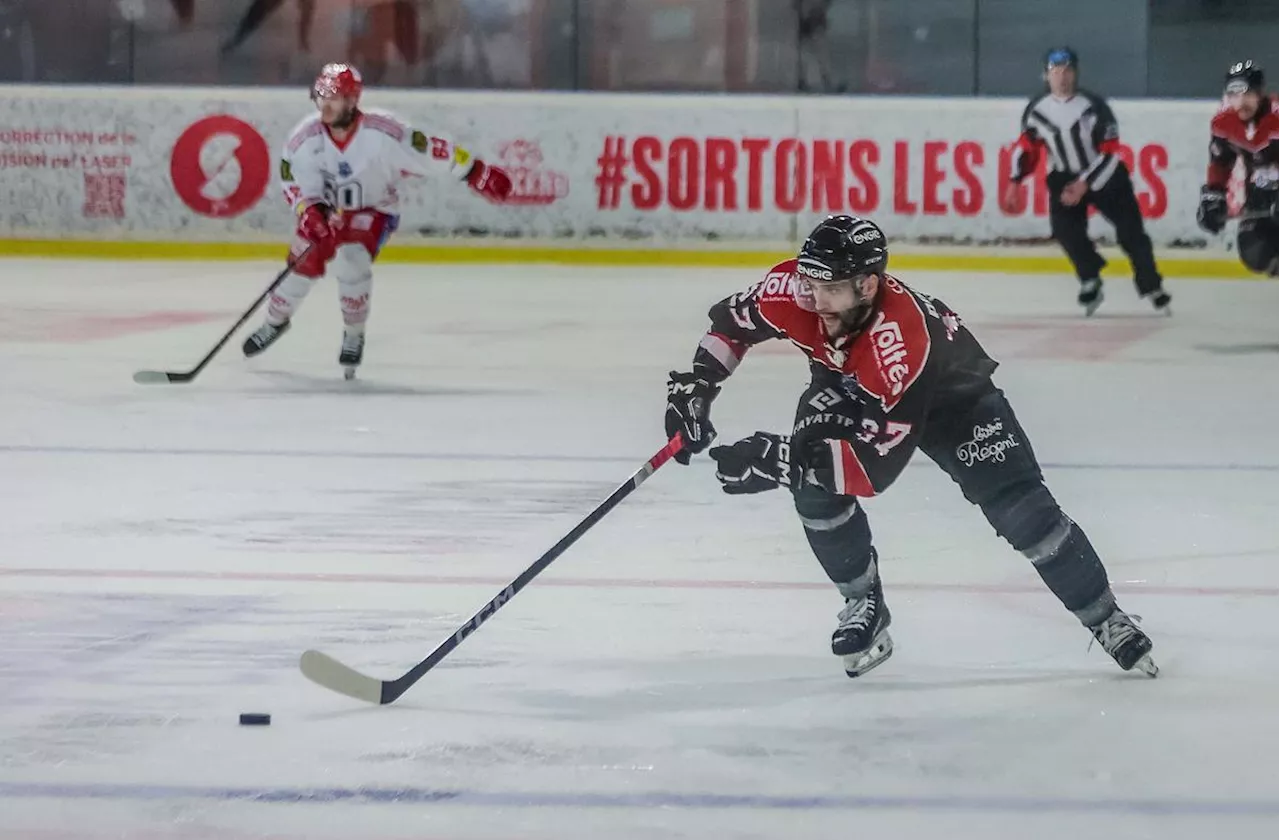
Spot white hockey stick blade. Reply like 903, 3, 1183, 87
299, 650, 384, 704
133, 370, 174, 384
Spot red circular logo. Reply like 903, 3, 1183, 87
170, 115, 270, 218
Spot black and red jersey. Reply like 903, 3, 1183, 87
1206, 95, 1278, 212
692, 260, 998, 496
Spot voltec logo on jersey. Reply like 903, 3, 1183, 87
170, 115, 271, 218
760, 271, 798, 297
497, 139, 568, 206
869, 310, 910, 396
956, 418, 1021, 467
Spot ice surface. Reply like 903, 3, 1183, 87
0, 259, 1276, 840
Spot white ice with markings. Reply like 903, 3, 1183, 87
0, 259, 1276, 840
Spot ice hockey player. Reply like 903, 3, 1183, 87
1196, 60, 1278, 277
664, 215, 1158, 679
243, 62, 513, 378
1001, 47, 1171, 316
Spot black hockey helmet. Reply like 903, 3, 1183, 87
794, 216, 888, 324
1225, 60, 1265, 94
1045, 46, 1079, 70
797, 215, 888, 282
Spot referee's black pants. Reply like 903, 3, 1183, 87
1048, 166, 1163, 296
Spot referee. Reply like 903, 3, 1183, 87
1000, 47, 1172, 316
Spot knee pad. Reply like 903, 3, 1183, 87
980, 482, 1063, 554
266, 272, 316, 324
794, 487, 876, 595
334, 245, 373, 326
981, 482, 1113, 625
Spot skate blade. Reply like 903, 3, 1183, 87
1082, 295, 1103, 317
842, 632, 893, 678
1132, 653, 1159, 678
343, 366, 358, 381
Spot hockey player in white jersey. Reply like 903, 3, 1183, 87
243, 62, 512, 378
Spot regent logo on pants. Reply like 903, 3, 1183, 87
956, 418, 1021, 466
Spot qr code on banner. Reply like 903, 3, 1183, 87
82, 172, 127, 219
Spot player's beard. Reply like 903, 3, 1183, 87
840, 299, 876, 331
819, 299, 874, 337
328, 106, 359, 130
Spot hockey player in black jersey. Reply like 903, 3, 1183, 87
664, 215, 1157, 679
1196, 61, 1277, 277
1001, 47, 1171, 315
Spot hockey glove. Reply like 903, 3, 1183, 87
710, 431, 860, 496
709, 432, 794, 495
665, 371, 720, 464
291, 204, 335, 276
1196, 187, 1228, 234
298, 203, 334, 245
466, 160, 513, 203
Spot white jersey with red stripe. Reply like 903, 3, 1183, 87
280, 107, 474, 216
690, 260, 999, 496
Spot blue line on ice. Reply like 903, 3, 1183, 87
0, 782, 1274, 816
0, 444, 1274, 473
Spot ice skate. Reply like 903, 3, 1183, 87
1077, 278, 1103, 316
832, 577, 893, 678
1089, 607, 1158, 677
1145, 289, 1172, 316
242, 319, 291, 358
339, 330, 365, 380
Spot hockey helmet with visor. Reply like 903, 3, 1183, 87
793, 215, 889, 327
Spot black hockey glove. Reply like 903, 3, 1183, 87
1196, 186, 1228, 234
665, 371, 721, 464
710, 431, 857, 496
709, 432, 794, 494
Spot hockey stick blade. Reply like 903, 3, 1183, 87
132, 370, 193, 385
300, 433, 685, 705
299, 650, 384, 704
131, 253, 306, 385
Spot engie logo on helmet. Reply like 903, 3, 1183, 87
796, 262, 834, 281
851, 230, 881, 244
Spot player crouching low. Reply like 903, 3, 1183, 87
1196, 60, 1277, 277
665, 215, 1157, 679
243, 63, 512, 378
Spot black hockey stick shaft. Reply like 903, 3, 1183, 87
132, 251, 306, 384
300, 433, 686, 705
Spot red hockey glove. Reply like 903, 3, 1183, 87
298, 204, 334, 246
465, 160, 513, 203
291, 204, 335, 278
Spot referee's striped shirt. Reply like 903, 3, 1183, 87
1010, 89, 1122, 190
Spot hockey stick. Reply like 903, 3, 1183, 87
299, 433, 686, 705
132, 251, 308, 384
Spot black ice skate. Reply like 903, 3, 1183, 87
339, 330, 365, 380
1089, 608, 1158, 677
242, 319, 291, 357
832, 577, 893, 678
1077, 278, 1103, 316
1145, 289, 1172, 316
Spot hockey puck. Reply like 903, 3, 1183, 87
238, 713, 271, 726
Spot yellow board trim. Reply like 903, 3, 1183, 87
0, 238, 1260, 279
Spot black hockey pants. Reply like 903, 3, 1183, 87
1048, 166, 1163, 295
